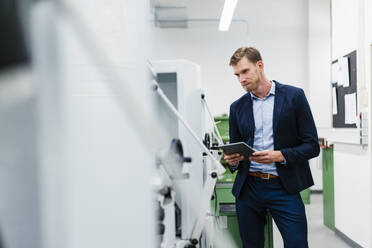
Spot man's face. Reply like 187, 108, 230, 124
233, 57, 262, 92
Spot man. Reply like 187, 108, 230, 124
223, 47, 320, 248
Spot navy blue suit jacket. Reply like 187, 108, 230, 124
229, 81, 320, 197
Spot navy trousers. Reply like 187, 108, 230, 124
236, 175, 308, 248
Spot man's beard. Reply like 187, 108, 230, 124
244, 78, 259, 92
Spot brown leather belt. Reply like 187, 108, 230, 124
249, 171, 278, 179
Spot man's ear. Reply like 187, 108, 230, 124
257, 60, 264, 72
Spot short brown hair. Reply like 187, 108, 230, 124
229, 47, 262, 66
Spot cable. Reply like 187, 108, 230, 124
214, 186, 218, 216
201, 97, 224, 146
153, 81, 225, 175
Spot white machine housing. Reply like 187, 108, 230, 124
32, 1, 157, 247
151, 60, 206, 240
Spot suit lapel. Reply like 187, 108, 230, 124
247, 94, 255, 138
273, 81, 284, 134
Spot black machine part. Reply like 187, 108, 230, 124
163, 139, 192, 180
169, 138, 192, 164
175, 203, 182, 237
0, 0, 31, 71
203, 133, 210, 149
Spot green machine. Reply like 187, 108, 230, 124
322, 145, 335, 230
300, 188, 311, 205
212, 116, 273, 248
214, 116, 230, 144
211, 174, 274, 248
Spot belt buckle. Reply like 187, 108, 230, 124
263, 173, 270, 180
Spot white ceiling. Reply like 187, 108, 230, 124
154, 0, 309, 32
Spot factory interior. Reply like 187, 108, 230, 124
1, 0, 372, 247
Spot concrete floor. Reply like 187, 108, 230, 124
273, 193, 351, 248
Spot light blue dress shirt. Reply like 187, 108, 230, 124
249, 81, 278, 176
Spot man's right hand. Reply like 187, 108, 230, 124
223, 151, 244, 167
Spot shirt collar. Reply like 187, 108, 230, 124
250, 81, 276, 100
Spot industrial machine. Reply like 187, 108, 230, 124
7, 1, 240, 247
33, 3, 233, 243
150, 60, 237, 247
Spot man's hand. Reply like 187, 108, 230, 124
250, 150, 284, 164
223, 151, 244, 167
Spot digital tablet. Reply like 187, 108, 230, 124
218, 142, 256, 161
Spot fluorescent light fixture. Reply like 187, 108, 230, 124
219, 0, 238, 31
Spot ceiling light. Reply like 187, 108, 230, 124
219, 0, 238, 31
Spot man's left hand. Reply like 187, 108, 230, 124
250, 150, 284, 164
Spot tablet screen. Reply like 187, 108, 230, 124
218, 142, 256, 161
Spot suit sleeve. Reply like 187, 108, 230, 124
228, 104, 243, 172
280, 89, 320, 165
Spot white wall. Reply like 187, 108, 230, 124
365, 0, 372, 245
307, 0, 331, 192
308, 0, 332, 128
149, 0, 309, 116
330, 0, 372, 247
333, 144, 370, 247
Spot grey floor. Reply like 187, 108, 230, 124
272, 193, 351, 248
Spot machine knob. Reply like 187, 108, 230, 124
183, 157, 192, 163
203, 133, 211, 149
157, 223, 165, 235
190, 239, 198, 245
157, 207, 165, 221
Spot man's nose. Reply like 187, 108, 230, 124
239, 75, 245, 83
